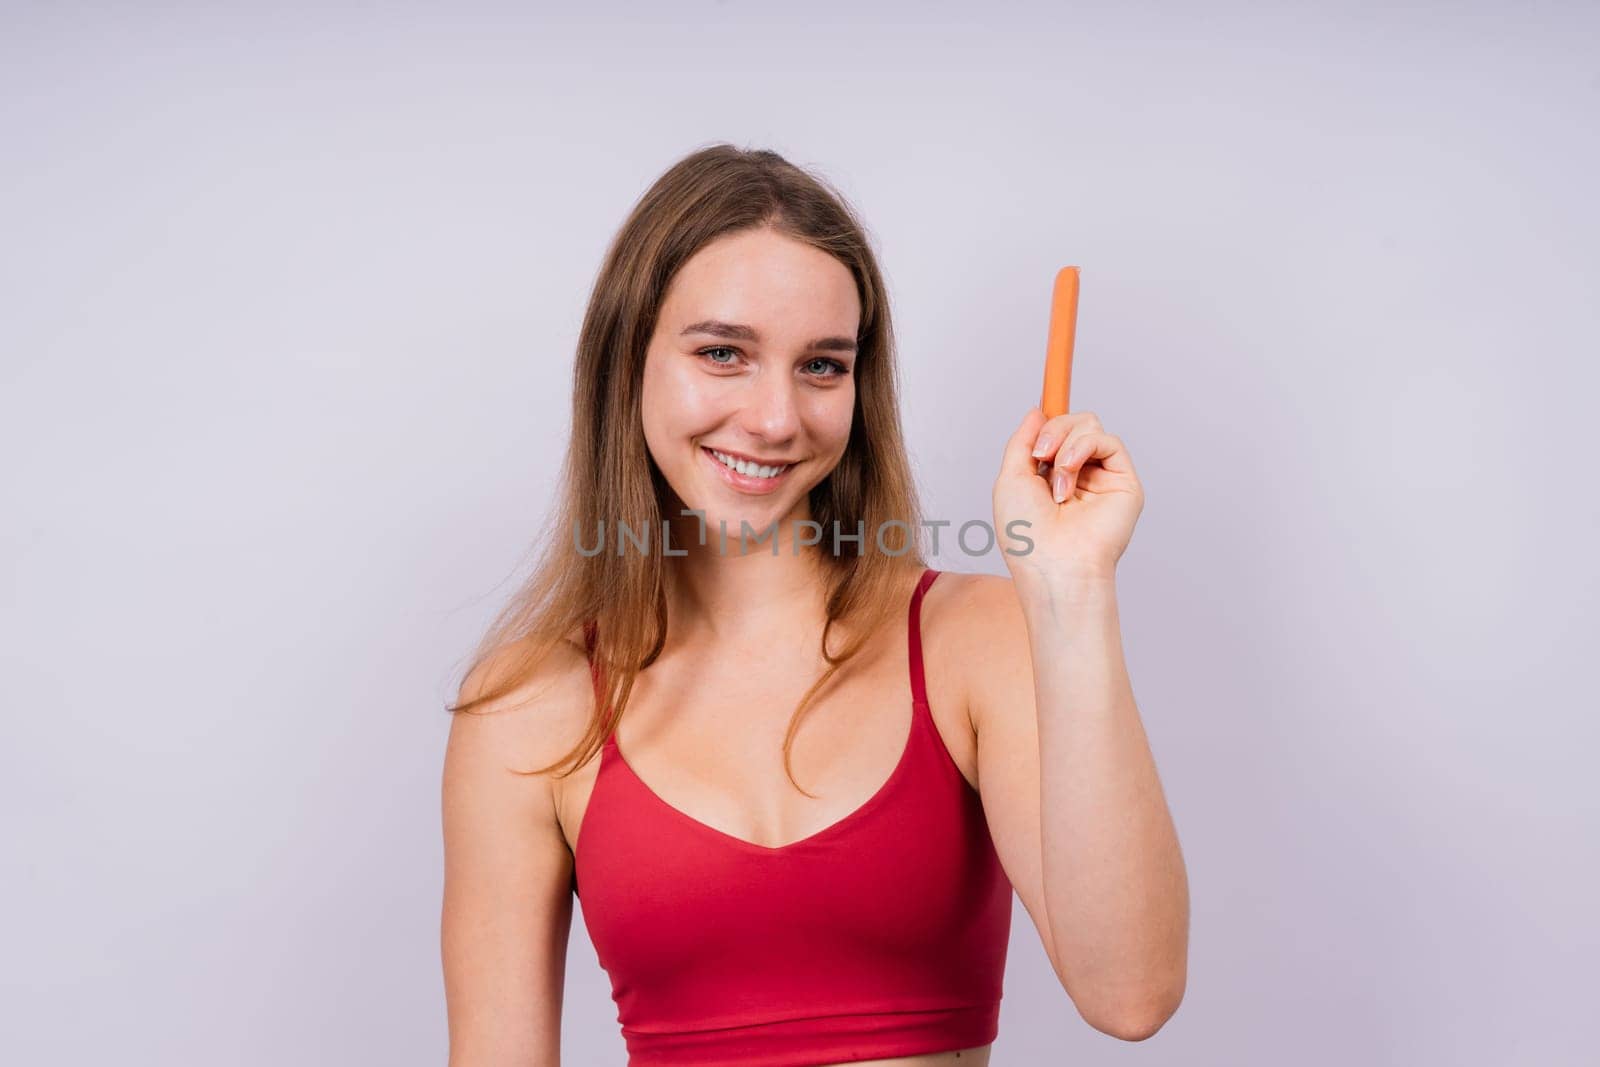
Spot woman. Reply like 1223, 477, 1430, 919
441, 144, 1188, 1066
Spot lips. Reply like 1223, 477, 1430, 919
701, 446, 791, 494
706, 447, 794, 468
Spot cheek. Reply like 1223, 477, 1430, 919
643, 359, 721, 424
641, 362, 729, 475
803, 388, 856, 453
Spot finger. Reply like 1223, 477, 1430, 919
1029, 409, 1103, 462
1051, 431, 1100, 502
1078, 430, 1134, 477
1002, 407, 1051, 482
1053, 431, 1101, 474
1054, 431, 1134, 500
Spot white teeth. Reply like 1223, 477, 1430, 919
710, 449, 788, 479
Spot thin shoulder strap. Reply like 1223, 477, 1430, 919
908, 567, 940, 705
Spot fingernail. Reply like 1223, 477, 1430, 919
1052, 470, 1069, 503
1031, 433, 1055, 458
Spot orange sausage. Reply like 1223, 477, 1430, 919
1040, 266, 1079, 418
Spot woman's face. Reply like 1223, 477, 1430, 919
641, 226, 860, 546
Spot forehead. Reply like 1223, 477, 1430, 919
659, 228, 860, 332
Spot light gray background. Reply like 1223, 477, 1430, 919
4, 2, 1596, 1064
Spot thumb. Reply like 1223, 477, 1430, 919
1000, 406, 1051, 482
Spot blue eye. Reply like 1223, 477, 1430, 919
805, 358, 849, 378
697, 347, 849, 380
698, 346, 739, 365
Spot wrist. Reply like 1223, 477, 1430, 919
1010, 563, 1118, 606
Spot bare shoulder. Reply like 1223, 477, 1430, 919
447, 628, 601, 779
440, 628, 598, 1062
924, 570, 1029, 656
922, 570, 1031, 731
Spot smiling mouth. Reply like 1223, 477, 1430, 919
702, 446, 795, 488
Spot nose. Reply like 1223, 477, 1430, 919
737, 365, 801, 443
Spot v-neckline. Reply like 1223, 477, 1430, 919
601, 698, 924, 856
577, 565, 939, 859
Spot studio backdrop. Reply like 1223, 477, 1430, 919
3, 3, 1595, 1065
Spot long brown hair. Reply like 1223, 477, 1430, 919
447, 143, 930, 796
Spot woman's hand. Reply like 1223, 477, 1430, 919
993, 406, 1145, 591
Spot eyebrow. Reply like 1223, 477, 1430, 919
679, 319, 858, 354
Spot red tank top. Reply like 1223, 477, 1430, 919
573, 567, 1014, 1066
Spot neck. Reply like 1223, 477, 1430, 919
662, 531, 836, 649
